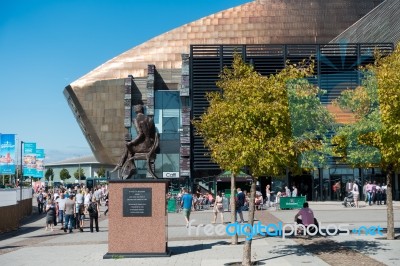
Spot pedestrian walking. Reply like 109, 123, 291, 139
64, 194, 75, 233
37, 190, 45, 214
212, 191, 224, 224
88, 197, 100, 232
45, 198, 56, 231
181, 188, 193, 227
235, 188, 245, 223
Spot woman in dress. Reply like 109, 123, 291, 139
266, 184, 271, 208
212, 191, 224, 224
45, 197, 56, 231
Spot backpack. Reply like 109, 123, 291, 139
88, 202, 98, 216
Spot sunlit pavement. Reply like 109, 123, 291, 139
0, 201, 399, 266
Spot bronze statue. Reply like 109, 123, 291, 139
111, 104, 159, 179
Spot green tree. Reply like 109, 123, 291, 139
97, 166, 106, 177
333, 45, 400, 240
45, 168, 54, 184
194, 54, 330, 265
287, 77, 336, 171
74, 167, 86, 180
59, 168, 71, 181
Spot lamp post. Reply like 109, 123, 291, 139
20, 141, 24, 201
79, 162, 81, 184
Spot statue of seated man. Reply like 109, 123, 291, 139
111, 104, 156, 179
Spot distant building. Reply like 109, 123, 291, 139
44, 155, 115, 183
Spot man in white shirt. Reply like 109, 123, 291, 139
292, 186, 298, 197
74, 189, 84, 230
94, 186, 103, 206
381, 183, 387, 205
75, 189, 84, 205
56, 193, 67, 229
84, 188, 92, 214
53, 189, 60, 200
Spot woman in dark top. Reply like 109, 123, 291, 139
45, 198, 56, 231
88, 197, 100, 232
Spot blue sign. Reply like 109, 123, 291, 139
0, 134, 16, 174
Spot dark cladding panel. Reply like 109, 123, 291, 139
190, 43, 393, 171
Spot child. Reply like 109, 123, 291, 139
79, 203, 85, 232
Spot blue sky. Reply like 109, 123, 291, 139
0, 0, 250, 163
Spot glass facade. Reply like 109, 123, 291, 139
154, 91, 181, 178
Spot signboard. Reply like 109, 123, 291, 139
0, 134, 16, 175
279, 196, 306, 210
162, 172, 179, 178
34, 149, 45, 178
123, 188, 152, 217
23, 142, 36, 177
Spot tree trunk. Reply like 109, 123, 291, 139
386, 164, 395, 240
230, 173, 238, 244
242, 176, 256, 266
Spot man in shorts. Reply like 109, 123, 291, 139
181, 188, 193, 227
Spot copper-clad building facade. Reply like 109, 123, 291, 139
64, 0, 400, 200
64, 0, 384, 166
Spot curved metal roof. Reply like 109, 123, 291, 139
331, 0, 400, 45
65, 0, 384, 164
70, 0, 382, 89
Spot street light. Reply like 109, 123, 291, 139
20, 141, 24, 201
79, 162, 81, 184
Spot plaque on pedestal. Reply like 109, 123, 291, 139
103, 179, 170, 258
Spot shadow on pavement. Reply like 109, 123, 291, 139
0, 226, 44, 241
270, 238, 390, 256
0, 245, 21, 250
225, 253, 307, 266
169, 241, 228, 255
25, 232, 66, 238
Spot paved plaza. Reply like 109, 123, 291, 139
0, 201, 399, 266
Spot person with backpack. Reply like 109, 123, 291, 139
37, 190, 45, 214
88, 197, 100, 232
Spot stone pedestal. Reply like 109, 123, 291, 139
103, 179, 170, 258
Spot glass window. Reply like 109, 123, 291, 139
155, 154, 180, 178
155, 91, 180, 109
154, 91, 181, 177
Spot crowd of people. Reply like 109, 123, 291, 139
364, 180, 387, 206
167, 188, 216, 212
35, 184, 109, 233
